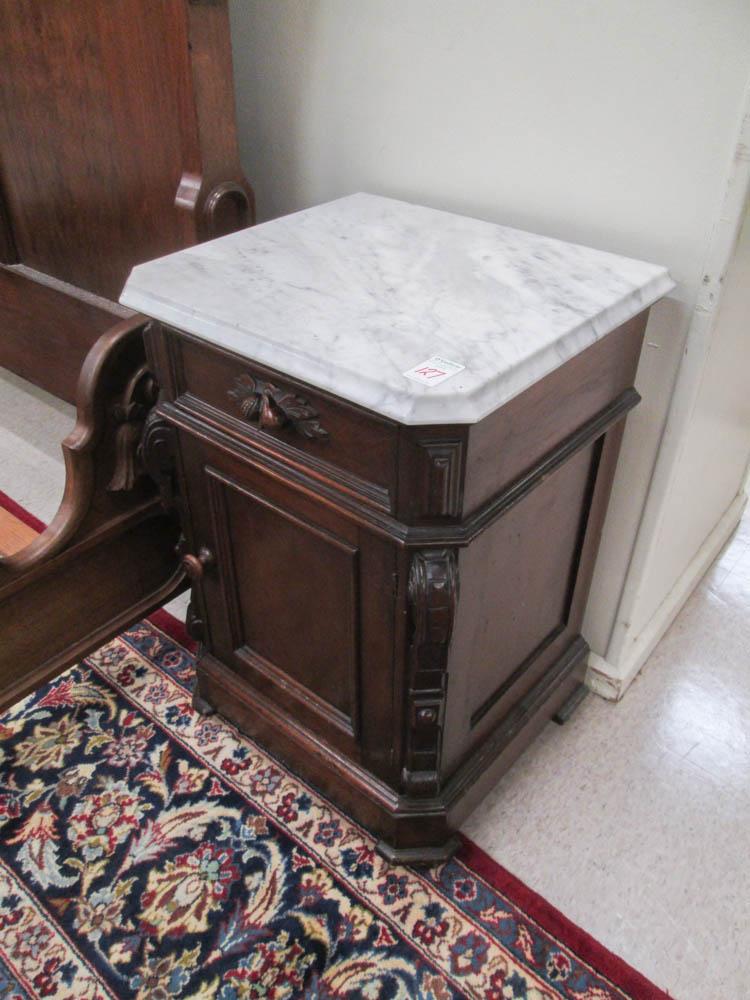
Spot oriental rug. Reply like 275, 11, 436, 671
0, 489, 671, 1000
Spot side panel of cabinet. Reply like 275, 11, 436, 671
178, 432, 400, 781
442, 418, 627, 787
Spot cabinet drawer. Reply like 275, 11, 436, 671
162, 327, 399, 512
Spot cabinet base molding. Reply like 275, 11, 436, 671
197, 637, 586, 863
375, 836, 461, 867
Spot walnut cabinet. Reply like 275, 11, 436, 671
143, 311, 647, 863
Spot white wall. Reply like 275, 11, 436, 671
228, 1, 750, 669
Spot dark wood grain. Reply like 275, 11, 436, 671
210, 465, 360, 737
0, 1, 255, 709
0, 317, 153, 574
461, 312, 648, 514
0, 0, 252, 301
442, 441, 599, 774
0, 322, 186, 710
164, 329, 400, 512
177, 0, 255, 240
0, 0, 254, 398
0, 267, 124, 402
145, 310, 648, 860
0, 180, 18, 264
175, 431, 399, 768
0, 512, 183, 713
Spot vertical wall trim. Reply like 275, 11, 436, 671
596, 73, 750, 682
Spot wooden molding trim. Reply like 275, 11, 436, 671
199, 650, 401, 813
443, 637, 588, 818
176, 392, 392, 512
157, 388, 640, 547
417, 439, 464, 517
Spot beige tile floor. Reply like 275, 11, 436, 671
464, 519, 750, 997
2, 367, 747, 997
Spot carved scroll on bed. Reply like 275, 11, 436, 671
0, 319, 185, 711
1, 317, 155, 573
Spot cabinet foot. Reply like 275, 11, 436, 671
192, 689, 215, 717
375, 834, 460, 868
552, 682, 588, 724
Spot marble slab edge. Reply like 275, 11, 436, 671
120, 269, 674, 427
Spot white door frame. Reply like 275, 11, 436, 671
587, 75, 750, 700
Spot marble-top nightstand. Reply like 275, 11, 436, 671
122, 192, 672, 424
122, 194, 673, 861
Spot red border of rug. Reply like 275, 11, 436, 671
0, 488, 46, 534
0, 488, 671, 999
148, 607, 197, 654
458, 838, 672, 998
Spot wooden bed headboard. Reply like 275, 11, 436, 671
0, 0, 254, 399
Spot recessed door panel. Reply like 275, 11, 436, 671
446, 440, 599, 760
204, 466, 360, 740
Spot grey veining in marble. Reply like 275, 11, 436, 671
120, 193, 674, 425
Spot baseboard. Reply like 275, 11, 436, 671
586, 489, 748, 700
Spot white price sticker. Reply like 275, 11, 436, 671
403, 356, 465, 387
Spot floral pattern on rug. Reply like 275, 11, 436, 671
0, 621, 646, 999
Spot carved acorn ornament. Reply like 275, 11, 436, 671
228, 374, 329, 441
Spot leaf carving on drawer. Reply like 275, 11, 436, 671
228, 374, 329, 441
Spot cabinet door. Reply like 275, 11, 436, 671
179, 434, 398, 778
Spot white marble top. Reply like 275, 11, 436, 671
120, 193, 674, 425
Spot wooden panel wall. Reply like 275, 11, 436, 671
0, 0, 252, 300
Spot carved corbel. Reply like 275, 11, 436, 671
402, 548, 459, 797
107, 366, 159, 492
140, 412, 180, 512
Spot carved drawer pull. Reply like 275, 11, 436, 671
181, 546, 215, 581
228, 374, 328, 441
